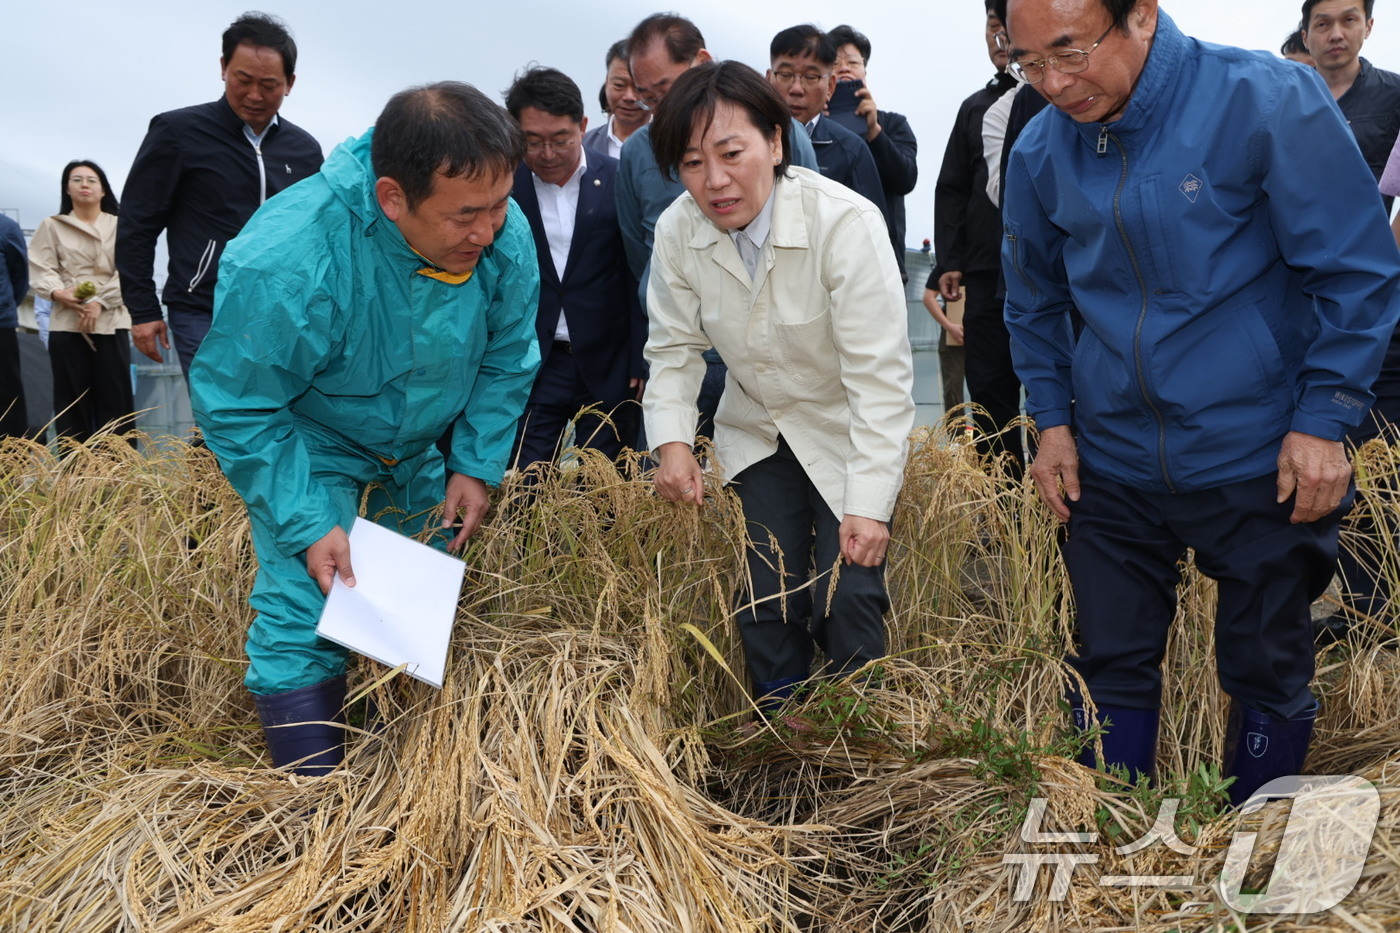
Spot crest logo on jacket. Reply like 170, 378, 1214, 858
1179, 174, 1204, 203
1247, 732, 1268, 758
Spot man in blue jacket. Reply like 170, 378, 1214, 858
191, 82, 540, 776
1002, 0, 1400, 805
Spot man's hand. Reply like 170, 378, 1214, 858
840, 514, 889, 567
629, 376, 647, 401
307, 525, 355, 596
938, 270, 964, 304
442, 473, 491, 552
1029, 425, 1080, 522
1276, 430, 1351, 524
654, 441, 704, 504
131, 320, 171, 363
921, 287, 964, 343
854, 84, 881, 140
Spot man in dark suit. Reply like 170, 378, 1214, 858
504, 67, 645, 467
766, 26, 889, 249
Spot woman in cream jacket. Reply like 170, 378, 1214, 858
644, 61, 914, 711
29, 160, 134, 441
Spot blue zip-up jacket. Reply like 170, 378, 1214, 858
1003, 12, 1400, 494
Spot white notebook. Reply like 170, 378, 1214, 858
314, 517, 466, 688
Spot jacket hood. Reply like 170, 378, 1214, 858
319, 129, 419, 264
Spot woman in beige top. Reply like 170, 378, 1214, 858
644, 62, 914, 713
29, 160, 134, 442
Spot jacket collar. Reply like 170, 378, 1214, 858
212, 95, 281, 138
988, 70, 1018, 93
1071, 9, 1185, 147
52, 212, 111, 237
687, 170, 811, 286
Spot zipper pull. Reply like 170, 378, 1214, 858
1096, 126, 1109, 156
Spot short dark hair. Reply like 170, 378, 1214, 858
826, 24, 871, 64
770, 24, 836, 66
992, 0, 1008, 27
59, 160, 119, 216
1281, 28, 1310, 56
605, 38, 627, 68
600, 39, 628, 113
371, 81, 524, 210
649, 60, 792, 183
222, 11, 298, 79
1303, 0, 1375, 23
626, 14, 705, 65
505, 66, 584, 124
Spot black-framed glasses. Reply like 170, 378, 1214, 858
524, 137, 577, 155
1008, 23, 1115, 85
770, 70, 832, 87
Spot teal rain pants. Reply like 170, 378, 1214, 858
243, 444, 452, 695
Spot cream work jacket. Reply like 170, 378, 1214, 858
28, 212, 131, 334
644, 167, 914, 521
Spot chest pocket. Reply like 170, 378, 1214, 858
773, 313, 835, 386
1135, 176, 1182, 297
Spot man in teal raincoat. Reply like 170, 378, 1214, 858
191, 82, 541, 775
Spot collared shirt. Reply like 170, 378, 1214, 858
727, 186, 777, 282
605, 117, 626, 159
805, 113, 821, 137
532, 148, 588, 342
242, 113, 280, 149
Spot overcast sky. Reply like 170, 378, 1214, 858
3, 1, 1396, 242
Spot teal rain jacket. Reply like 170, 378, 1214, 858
191, 130, 541, 557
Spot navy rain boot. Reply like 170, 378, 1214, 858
752, 676, 806, 719
252, 675, 348, 776
1072, 703, 1159, 785
1223, 699, 1317, 807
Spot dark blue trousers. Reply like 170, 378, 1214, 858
1063, 469, 1348, 720
513, 344, 627, 468
731, 436, 890, 685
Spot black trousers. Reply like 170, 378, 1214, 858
49, 330, 135, 442
0, 328, 26, 438
1063, 468, 1347, 719
731, 436, 890, 685
962, 271, 1024, 466
512, 344, 627, 468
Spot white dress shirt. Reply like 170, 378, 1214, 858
531, 149, 588, 343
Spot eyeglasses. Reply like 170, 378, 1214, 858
524, 137, 577, 155
834, 56, 865, 70
770, 70, 831, 88
1008, 24, 1114, 85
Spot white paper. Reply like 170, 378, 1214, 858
314, 517, 466, 688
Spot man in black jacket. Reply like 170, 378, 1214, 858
931, 1, 1024, 468
117, 12, 323, 380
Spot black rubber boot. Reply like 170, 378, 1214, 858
1223, 699, 1317, 808
1071, 702, 1159, 786
252, 676, 348, 776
